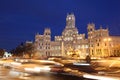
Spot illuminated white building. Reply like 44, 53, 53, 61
87, 23, 110, 57
34, 13, 88, 58
54, 13, 88, 58
34, 13, 120, 58
110, 36, 120, 56
34, 28, 51, 57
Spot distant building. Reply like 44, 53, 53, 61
3, 51, 12, 58
34, 13, 120, 58
25, 41, 33, 44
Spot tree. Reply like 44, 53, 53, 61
10, 43, 25, 57
24, 42, 34, 58
0, 49, 5, 57
10, 42, 34, 58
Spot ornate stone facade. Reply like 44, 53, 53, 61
110, 36, 120, 56
34, 13, 120, 58
34, 28, 51, 57
87, 23, 110, 57
54, 13, 88, 58
34, 13, 88, 58
87, 23, 120, 57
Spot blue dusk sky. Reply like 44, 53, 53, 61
0, 0, 120, 51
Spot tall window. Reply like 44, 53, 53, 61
97, 43, 99, 46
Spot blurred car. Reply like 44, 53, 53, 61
11, 60, 64, 74
87, 58, 120, 80
0, 59, 14, 68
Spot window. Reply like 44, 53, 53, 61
64, 37, 73, 41
48, 47, 50, 49
40, 46, 42, 49
90, 29, 93, 31
85, 45, 88, 48
92, 50, 94, 55
97, 43, 99, 46
105, 43, 107, 46
99, 39, 101, 42
96, 39, 97, 42
91, 44, 93, 47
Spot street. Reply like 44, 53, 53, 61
0, 66, 90, 80
0, 57, 120, 80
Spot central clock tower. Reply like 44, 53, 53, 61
66, 13, 75, 28
62, 13, 78, 37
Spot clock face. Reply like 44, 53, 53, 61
68, 17, 72, 20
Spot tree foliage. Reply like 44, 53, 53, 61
10, 42, 34, 58
0, 49, 5, 57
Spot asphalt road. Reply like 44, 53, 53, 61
0, 66, 92, 80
